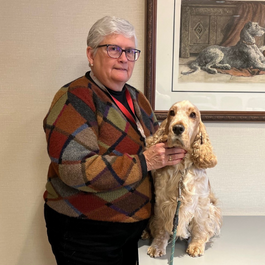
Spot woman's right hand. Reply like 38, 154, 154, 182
143, 143, 186, 171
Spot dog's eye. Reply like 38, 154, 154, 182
169, 110, 175, 116
190, 112, 196, 118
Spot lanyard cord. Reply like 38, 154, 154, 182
170, 171, 184, 265
89, 71, 146, 139
90, 71, 135, 123
109, 89, 136, 124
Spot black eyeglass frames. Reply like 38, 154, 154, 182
97, 44, 141, 62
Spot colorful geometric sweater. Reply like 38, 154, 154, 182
43, 72, 158, 223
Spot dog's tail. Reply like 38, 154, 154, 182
181, 61, 200, 75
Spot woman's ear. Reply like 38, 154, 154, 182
191, 121, 217, 169
86, 47, 94, 67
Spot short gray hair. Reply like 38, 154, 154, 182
87, 16, 138, 51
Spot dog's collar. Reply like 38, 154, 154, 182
242, 40, 255, 45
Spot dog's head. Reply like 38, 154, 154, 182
151, 100, 217, 169
163, 100, 201, 150
243, 21, 265, 38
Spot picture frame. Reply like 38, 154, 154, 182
145, 0, 265, 121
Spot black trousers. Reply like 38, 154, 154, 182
44, 204, 148, 265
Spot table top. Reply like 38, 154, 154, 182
139, 216, 265, 265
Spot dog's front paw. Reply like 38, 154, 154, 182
147, 246, 166, 258
186, 243, 205, 257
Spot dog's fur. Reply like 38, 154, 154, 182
182, 21, 265, 75
144, 100, 222, 258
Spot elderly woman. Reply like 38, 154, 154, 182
43, 16, 185, 265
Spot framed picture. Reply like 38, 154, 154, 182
145, 0, 265, 121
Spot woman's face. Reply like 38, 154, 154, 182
87, 34, 136, 91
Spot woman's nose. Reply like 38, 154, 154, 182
118, 50, 128, 62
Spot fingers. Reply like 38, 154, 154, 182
166, 147, 186, 162
166, 147, 186, 156
143, 143, 187, 171
167, 152, 186, 163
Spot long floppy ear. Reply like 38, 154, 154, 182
191, 121, 217, 169
146, 119, 168, 148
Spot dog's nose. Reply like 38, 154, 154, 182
173, 125, 185, 135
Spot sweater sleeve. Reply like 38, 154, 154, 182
44, 83, 150, 193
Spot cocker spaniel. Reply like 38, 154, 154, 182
144, 100, 222, 258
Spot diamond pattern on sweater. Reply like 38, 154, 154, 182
44, 73, 159, 222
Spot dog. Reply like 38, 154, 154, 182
143, 100, 222, 258
181, 21, 265, 75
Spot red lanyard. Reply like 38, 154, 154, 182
110, 89, 136, 124
89, 71, 136, 124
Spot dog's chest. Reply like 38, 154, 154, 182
240, 44, 263, 58
153, 166, 183, 192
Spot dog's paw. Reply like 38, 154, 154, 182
219, 63, 231, 70
201, 66, 217, 74
147, 246, 166, 258
186, 243, 205, 257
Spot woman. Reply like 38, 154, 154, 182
43, 16, 185, 265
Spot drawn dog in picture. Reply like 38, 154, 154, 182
143, 100, 222, 258
181, 21, 265, 75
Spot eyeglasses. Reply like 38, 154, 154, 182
97, 44, 141, 62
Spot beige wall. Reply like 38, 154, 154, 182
0, 0, 264, 264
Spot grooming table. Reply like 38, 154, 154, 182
139, 216, 265, 265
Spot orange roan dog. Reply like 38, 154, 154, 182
143, 100, 222, 258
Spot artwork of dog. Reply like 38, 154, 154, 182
182, 21, 265, 75
144, 100, 222, 258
